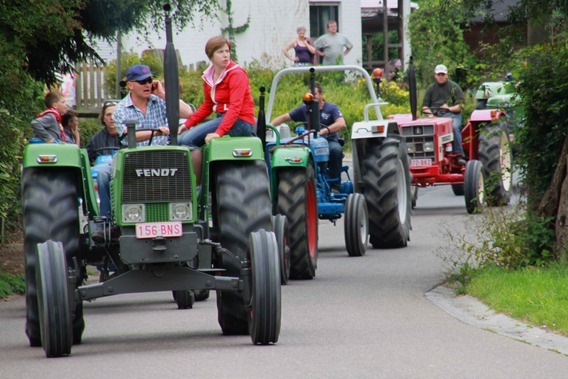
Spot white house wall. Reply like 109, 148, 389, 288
117, 0, 362, 70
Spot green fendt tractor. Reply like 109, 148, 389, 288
22, 8, 281, 358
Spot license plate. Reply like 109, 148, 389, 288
135, 222, 183, 239
410, 159, 432, 167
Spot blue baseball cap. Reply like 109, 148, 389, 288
126, 65, 153, 82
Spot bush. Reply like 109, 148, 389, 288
437, 201, 557, 281
0, 273, 25, 298
516, 45, 568, 211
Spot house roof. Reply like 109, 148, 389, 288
361, 0, 418, 18
471, 0, 522, 23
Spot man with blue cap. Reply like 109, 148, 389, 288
113, 64, 193, 145
92, 64, 193, 242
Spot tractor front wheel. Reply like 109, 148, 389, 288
248, 229, 281, 345
344, 193, 369, 257
464, 160, 485, 214
36, 241, 73, 357
273, 214, 290, 285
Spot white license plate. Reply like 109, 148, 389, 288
135, 222, 183, 239
410, 159, 432, 167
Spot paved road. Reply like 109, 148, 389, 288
1, 186, 567, 378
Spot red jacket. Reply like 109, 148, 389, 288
183, 61, 255, 136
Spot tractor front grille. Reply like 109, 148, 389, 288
122, 150, 192, 203
401, 124, 436, 160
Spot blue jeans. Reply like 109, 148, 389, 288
97, 164, 113, 218
327, 140, 343, 188
446, 113, 464, 156
178, 116, 255, 149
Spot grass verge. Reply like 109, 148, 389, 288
466, 263, 568, 336
0, 272, 25, 299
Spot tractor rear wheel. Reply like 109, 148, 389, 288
451, 184, 464, 196
464, 160, 485, 214
362, 138, 412, 248
36, 241, 73, 357
173, 290, 195, 309
411, 185, 419, 208
22, 169, 84, 348
478, 122, 512, 206
248, 229, 281, 344
214, 161, 273, 335
276, 164, 318, 279
344, 193, 369, 257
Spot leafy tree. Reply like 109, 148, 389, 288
0, 1, 219, 86
0, 0, 219, 238
408, 0, 477, 88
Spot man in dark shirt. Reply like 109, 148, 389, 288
271, 83, 346, 191
422, 64, 466, 165
87, 101, 120, 240
86, 101, 121, 163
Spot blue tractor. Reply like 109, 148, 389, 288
259, 65, 412, 281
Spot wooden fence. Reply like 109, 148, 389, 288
75, 62, 109, 117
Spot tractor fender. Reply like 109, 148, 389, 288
468, 109, 508, 123
206, 136, 265, 163
23, 143, 85, 168
23, 143, 99, 217
351, 120, 399, 140
270, 145, 313, 169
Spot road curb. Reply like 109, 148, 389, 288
426, 284, 568, 356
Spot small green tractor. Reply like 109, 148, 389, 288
22, 10, 281, 358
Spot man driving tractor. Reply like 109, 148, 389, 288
422, 64, 466, 165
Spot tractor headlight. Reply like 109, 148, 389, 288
407, 143, 416, 154
423, 142, 435, 152
122, 204, 145, 223
170, 202, 192, 221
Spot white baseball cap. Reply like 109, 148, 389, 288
435, 64, 448, 74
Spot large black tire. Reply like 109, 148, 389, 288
276, 164, 318, 280
22, 169, 84, 348
411, 185, 419, 208
214, 161, 273, 335
362, 138, 412, 248
36, 241, 73, 357
273, 214, 290, 285
464, 160, 485, 214
451, 184, 464, 196
193, 289, 210, 301
173, 290, 194, 309
248, 230, 281, 345
344, 193, 369, 257
478, 122, 512, 206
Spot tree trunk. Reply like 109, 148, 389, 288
537, 135, 568, 261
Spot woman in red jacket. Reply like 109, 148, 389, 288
179, 36, 255, 183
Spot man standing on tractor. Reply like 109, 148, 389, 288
270, 83, 346, 192
422, 64, 466, 165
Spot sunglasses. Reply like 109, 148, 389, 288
133, 77, 153, 85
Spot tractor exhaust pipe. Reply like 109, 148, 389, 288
257, 86, 266, 148
408, 56, 418, 121
163, 4, 180, 145
307, 68, 320, 134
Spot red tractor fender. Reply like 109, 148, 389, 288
462, 109, 508, 159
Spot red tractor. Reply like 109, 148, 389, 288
390, 63, 513, 214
